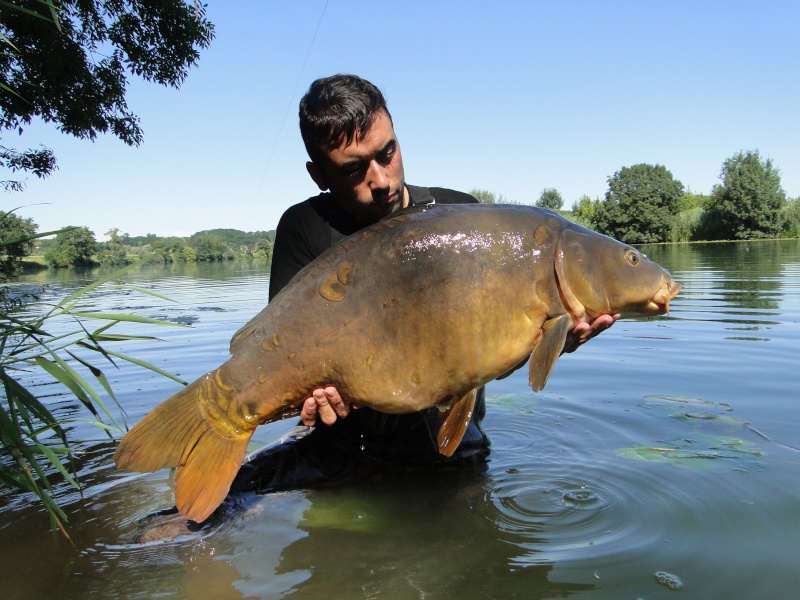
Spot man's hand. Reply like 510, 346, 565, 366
300, 386, 358, 427
561, 313, 620, 354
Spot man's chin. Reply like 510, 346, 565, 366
371, 197, 402, 218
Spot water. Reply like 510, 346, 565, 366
1, 241, 798, 599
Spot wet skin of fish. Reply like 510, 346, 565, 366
115, 204, 680, 522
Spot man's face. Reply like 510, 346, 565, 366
308, 109, 408, 225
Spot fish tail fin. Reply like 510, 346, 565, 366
114, 377, 253, 523
173, 425, 251, 523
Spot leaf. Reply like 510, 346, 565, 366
88, 334, 164, 342
65, 350, 128, 428
33, 356, 120, 434
55, 259, 160, 311
103, 348, 188, 386
70, 312, 185, 327
119, 286, 178, 304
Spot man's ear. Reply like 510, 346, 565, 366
306, 161, 329, 191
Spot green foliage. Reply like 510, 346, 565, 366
0, 145, 56, 192
194, 228, 276, 249
0, 210, 37, 276
144, 239, 194, 263
44, 226, 97, 268
0, 263, 186, 531
467, 188, 525, 205
469, 188, 498, 204
252, 238, 273, 260
679, 191, 710, 213
187, 233, 233, 261
595, 163, 684, 244
705, 150, 786, 240
781, 198, 800, 238
535, 188, 564, 211
671, 207, 704, 243
570, 195, 602, 228
120, 232, 159, 247
0, 0, 214, 190
96, 229, 131, 267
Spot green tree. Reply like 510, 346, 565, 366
122, 232, 159, 247
679, 191, 710, 212
595, 163, 684, 244
0, 0, 214, 191
468, 188, 517, 204
469, 188, 497, 204
188, 233, 232, 261
535, 188, 564, 211
253, 238, 273, 260
44, 226, 97, 268
196, 228, 275, 249
781, 197, 800, 238
0, 210, 37, 275
97, 228, 130, 266
570, 195, 602, 228
706, 150, 786, 240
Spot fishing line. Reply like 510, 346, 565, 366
244, 0, 329, 227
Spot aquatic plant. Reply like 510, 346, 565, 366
0, 254, 185, 534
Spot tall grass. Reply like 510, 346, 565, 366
0, 261, 186, 534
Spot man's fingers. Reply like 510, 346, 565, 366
562, 313, 620, 354
299, 386, 352, 426
588, 313, 618, 335
322, 386, 350, 418
300, 397, 319, 427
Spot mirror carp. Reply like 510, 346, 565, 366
115, 204, 680, 522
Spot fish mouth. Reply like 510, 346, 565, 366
647, 279, 681, 314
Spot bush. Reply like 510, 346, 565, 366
707, 150, 786, 240
781, 198, 800, 238
595, 164, 684, 244
671, 207, 704, 242
44, 227, 97, 268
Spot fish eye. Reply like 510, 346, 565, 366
625, 249, 640, 266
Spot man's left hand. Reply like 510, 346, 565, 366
562, 313, 620, 354
299, 386, 359, 427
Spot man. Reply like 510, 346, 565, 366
232, 74, 615, 494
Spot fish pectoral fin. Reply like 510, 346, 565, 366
437, 388, 478, 457
528, 314, 571, 392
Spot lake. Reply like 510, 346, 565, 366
1, 240, 799, 599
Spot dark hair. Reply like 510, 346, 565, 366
299, 74, 391, 163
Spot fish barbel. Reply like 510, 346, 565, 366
115, 204, 680, 522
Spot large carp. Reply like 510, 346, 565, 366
115, 204, 680, 522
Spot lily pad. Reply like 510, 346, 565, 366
618, 396, 767, 471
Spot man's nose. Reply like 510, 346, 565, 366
366, 160, 389, 190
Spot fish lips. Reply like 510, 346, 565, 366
645, 280, 681, 315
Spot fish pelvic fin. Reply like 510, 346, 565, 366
529, 314, 571, 392
437, 388, 478, 457
114, 377, 254, 523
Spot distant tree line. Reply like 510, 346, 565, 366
20, 227, 276, 272
3, 149, 798, 275
471, 149, 799, 244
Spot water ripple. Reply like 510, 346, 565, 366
479, 392, 740, 569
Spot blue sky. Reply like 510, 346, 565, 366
7, 1, 799, 239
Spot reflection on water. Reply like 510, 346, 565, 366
1, 241, 799, 599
